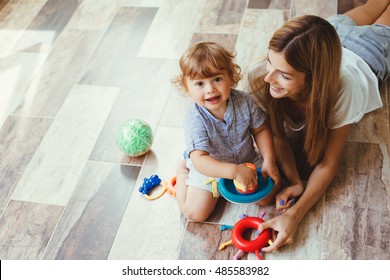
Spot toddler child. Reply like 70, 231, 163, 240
172, 42, 280, 221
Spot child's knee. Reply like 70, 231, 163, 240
182, 207, 209, 222
180, 196, 217, 222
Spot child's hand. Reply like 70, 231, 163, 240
261, 159, 280, 187
234, 164, 257, 191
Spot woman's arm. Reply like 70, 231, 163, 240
270, 129, 305, 208
252, 122, 280, 185
288, 125, 350, 222
274, 132, 304, 188
258, 125, 350, 251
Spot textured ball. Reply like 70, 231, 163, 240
116, 119, 153, 157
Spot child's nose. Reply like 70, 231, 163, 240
205, 83, 215, 93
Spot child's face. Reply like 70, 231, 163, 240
185, 70, 233, 118
264, 49, 306, 101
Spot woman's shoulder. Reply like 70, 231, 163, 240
340, 48, 382, 104
340, 48, 378, 90
331, 50, 382, 128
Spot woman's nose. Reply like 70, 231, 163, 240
264, 70, 274, 84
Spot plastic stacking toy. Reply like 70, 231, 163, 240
233, 163, 258, 194
219, 168, 273, 204
219, 211, 272, 260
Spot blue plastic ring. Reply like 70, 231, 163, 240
218, 168, 274, 204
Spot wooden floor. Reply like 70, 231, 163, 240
0, 0, 389, 260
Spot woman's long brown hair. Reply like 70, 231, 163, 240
247, 15, 342, 166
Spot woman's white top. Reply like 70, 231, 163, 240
330, 48, 383, 129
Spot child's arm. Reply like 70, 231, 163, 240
252, 122, 280, 186
190, 150, 258, 189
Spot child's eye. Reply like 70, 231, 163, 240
195, 81, 203, 86
214, 77, 222, 82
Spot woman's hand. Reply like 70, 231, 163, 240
275, 184, 304, 211
257, 210, 300, 252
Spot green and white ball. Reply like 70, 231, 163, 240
116, 119, 153, 157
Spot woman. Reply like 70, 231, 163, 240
247, 0, 390, 252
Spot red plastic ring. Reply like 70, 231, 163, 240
231, 217, 270, 252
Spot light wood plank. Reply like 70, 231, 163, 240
195, 0, 246, 35
235, 9, 286, 71
138, 0, 206, 59
179, 222, 239, 260
348, 81, 389, 144
159, 88, 191, 128
108, 126, 186, 259
11, 85, 119, 206
190, 33, 238, 52
65, 0, 121, 30
0, 2, 45, 57
0, 52, 47, 127
11, 0, 79, 53
263, 200, 324, 260
0, 200, 63, 260
0, 116, 52, 213
322, 142, 390, 259
89, 58, 177, 164
120, 0, 164, 7
43, 162, 140, 259
290, 0, 337, 18
248, 0, 292, 9
78, 7, 157, 87
14, 29, 102, 117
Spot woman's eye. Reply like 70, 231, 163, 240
281, 73, 291, 80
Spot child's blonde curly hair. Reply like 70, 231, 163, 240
172, 41, 241, 93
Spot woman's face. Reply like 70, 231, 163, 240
264, 49, 307, 101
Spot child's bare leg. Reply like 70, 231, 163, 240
175, 160, 218, 221
256, 180, 282, 206
184, 187, 218, 221
344, 0, 390, 25
175, 159, 190, 209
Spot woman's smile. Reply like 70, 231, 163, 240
270, 84, 288, 97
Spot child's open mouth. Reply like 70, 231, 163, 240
206, 96, 221, 103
